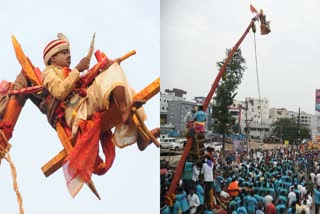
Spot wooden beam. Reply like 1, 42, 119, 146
42, 149, 67, 177
41, 77, 160, 177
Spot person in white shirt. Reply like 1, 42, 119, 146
220, 190, 230, 199
300, 199, 311, 214
263, 190, 273, 205
316, 171, 320, 186
201, 158, 214, 208
201, 159, 213, 182
272, 160, 278, 167
191, 163, 200, 185
288, 188, 296, 207
307, 190, 313, 209
184, 106, 196, 136
187, 189, 200, 214
310, 171, 316, 184
299, 185, 307, 199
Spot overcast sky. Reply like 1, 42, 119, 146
0, 0, 159, 213
161, 0, 320, 114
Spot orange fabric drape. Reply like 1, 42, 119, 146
63, 112, 116, 184
227, 181, 239, 197
93, 130, 115, 175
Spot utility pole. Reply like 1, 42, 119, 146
297, 107, 301, 144
245, 98, 250, 155
239, 104, 242, 134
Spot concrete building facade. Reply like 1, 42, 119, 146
160, 88, 186, 124
229, 98, 271, 140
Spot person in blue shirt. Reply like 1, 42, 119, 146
274, 176, 282, 195
161, 194, 182, 214
194, 104, 206, 134
287, 201, 296, 214
244, 192, 257, 214
162, 200, 182, 214
229, 204, 238, 214
214, 174, 224, 194
203, 205, 214, 214
277, 195, 287, 205
236, 200, 248, 214
182, 161, 193, 194
228, 198, 239, 212
255, 203, 264, 214
161, 206, 170, 214
314, 186, 320, 214
253, 191, 264, 206
275, 201, 286, 214
175, 187, 190, 214
195, 181, 205, 214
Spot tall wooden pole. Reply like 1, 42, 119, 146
202, 15, 259, 112
166, 14, 260, 197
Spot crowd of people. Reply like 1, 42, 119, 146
161, 143, 320, 214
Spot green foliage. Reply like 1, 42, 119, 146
212, 48, 246, 136
271, 118, 311, 143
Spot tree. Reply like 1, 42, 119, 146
211, 48, 247, 151
271, 118, 311, 144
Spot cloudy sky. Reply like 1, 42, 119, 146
161, 0, 320, 114
0, 0, 159, 213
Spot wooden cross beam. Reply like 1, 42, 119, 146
41, 77, 160, 178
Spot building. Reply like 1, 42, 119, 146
167, 100, 195, 133
269, 108, 289, 122
229, 98, 271, 140
160, 88, 186, 124
288, 110, 317, 139
228, 100, 245, 133
269, 108, 318, 140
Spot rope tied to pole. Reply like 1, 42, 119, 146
0, 130, 24, 214
0, 142, 11, 161
253, 29, 264, 141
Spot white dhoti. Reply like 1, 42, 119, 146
64, 63, 146, 148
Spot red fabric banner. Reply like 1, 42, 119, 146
250, 4, 258, 14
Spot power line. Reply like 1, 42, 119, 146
253, 32, 264, 140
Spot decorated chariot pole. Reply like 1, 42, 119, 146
166, 6, 270, 197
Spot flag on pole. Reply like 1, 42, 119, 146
250, 4, 258, 14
